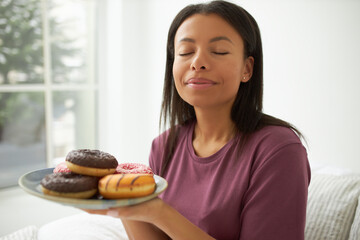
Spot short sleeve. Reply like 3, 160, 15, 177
239, 143, 311, 240
149, 131, 169, 176
149, 138, 161, 176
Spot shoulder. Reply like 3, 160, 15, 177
244, 125, 308, 173
248, 125, 303, 152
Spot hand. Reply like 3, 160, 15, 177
82, 197, 165, 223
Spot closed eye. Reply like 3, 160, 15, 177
179, 52, 194, 56
213, 52, 229, 55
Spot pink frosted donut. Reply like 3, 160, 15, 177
53, 162, 71, 173
115, 163, 153, 175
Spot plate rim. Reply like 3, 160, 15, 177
18, 168, 168, 209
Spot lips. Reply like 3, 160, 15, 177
185, 78, 216, 89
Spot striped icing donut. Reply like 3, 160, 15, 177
99, 174, 156, 199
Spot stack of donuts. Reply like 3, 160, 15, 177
40, 149, 155, 199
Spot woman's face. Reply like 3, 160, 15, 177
173, 14, 253, 111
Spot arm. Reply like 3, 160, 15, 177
121, 220, 169, 240
85, 198, 215, 240
85, 197, 216, 240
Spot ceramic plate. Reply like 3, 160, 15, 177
18, 168, 168, 209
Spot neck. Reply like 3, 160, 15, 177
193, 106, 235, 143
191, 106, 235, 158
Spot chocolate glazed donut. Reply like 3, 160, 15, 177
66, 149, 118, 177
41, 172, 98, 199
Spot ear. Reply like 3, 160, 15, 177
241, 56, 254, 83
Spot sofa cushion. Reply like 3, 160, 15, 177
1, 225, 38, 240
305, 173, 360, 240
349, 195, 360, 240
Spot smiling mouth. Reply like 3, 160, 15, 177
186, 78, 215, 84
185, 78, 215, 89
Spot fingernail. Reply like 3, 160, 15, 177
107, 209, 119, 218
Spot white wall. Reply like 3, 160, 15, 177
241, 0, 360, 171
102, 0, 360, 172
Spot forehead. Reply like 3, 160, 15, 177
174, 13, 243, 45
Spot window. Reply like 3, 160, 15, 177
0, 0, 99, 188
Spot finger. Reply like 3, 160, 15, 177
80, 208, 92, 214
106, 206, 135, 219
80, 208, 109, 215
107, 208, 120, 218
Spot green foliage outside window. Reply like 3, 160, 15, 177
0, 0, 82, 141
0, 0, 43, 84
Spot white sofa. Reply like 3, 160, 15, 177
2, 163, 360, 240
305, 164, 360, 240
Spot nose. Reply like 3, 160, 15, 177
191, 51, 209, 71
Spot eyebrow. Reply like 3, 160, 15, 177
179, 36, 233, 44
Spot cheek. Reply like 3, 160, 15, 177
172, 62, 179, 81
172, 60, 185, 88
223, 63, 242, 86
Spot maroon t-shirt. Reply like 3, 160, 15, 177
149, 121, 310, 240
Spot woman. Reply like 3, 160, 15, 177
87, 1, 311, 239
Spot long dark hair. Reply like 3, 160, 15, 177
159, 0, 303, 176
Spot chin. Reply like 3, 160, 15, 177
185, 99, 217, 109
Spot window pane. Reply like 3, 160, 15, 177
52, 90, 97, 164
49, 0, 97, 84
0, 0, 44, 85
0, 92, 46, 188
0, 0, 99, 189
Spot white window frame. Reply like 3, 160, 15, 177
0, 0, 100, 168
